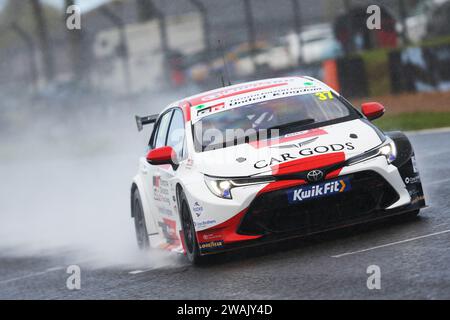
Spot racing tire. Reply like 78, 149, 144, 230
132, 189, 150, 251
178, 190, 202, 264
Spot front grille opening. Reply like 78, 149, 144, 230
238, 171, 399, 236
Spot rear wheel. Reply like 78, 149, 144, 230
132, 189, 150, 251
178, 190, 201, 264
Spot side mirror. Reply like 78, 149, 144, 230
146, 146, 176, 166
361, 102, 385, 121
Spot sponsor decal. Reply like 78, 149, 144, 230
254, 142, 355, 169
153, 176, 160, 187
185, 158, 194, 169
407, 179, 425, 205
407, 187, 424, 205
189, 80, 291, 106
158, 218, 177, 241
157, 206, 174, 217
196, 102, 225, 116
287, 177, 351, 203
153, 179, 171, 205
405, 175, 421, 185
160, 180, 169, 189
200, 231, 223, 241
192, 202, 204, 217
194, 219, 217, 228
199, 240, 224, 250
408, 189, 419, 197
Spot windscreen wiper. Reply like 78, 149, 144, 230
265, 118, 315, 133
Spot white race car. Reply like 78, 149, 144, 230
131, 77, 425, 264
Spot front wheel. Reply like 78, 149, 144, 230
132, 189, 150, 251
178, 190, 202, 264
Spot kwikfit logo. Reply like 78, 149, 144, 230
288, 178, 351, 203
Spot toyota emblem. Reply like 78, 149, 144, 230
307, 170, 324, 182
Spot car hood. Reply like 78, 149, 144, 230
192, 119, 384, 178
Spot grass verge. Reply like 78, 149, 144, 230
374, 112, 450, 131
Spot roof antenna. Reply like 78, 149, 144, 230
218, 39, 232, 86
219, 72, 225, 88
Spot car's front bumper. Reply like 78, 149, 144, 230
189, 155, 425, 256
199, 202, 424, 255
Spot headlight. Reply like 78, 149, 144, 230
204, 176, 234, 199
379, 141, 397, 163
347, 140, 397, 166
204, 175, 275, 199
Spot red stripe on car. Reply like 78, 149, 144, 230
249, 128, 327, 149
179, 230, 187, 255
179, 101, 191, 122
325, 168, 343, 179
196, 208, 262, 245
258, 180, 306, 195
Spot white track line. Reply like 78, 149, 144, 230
128, 270, 144, 275
332, 229, 450, 258
128, 268, 154, 275
0, 266, 64, 285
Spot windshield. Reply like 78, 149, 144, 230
193, 92, 359, 152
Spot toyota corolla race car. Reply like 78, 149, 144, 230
131, 76, 425, 264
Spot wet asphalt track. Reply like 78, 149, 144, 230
1, 129, 450, 300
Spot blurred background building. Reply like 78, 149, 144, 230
0, 0, 449, 101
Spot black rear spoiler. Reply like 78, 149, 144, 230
135, 114, 158, 132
